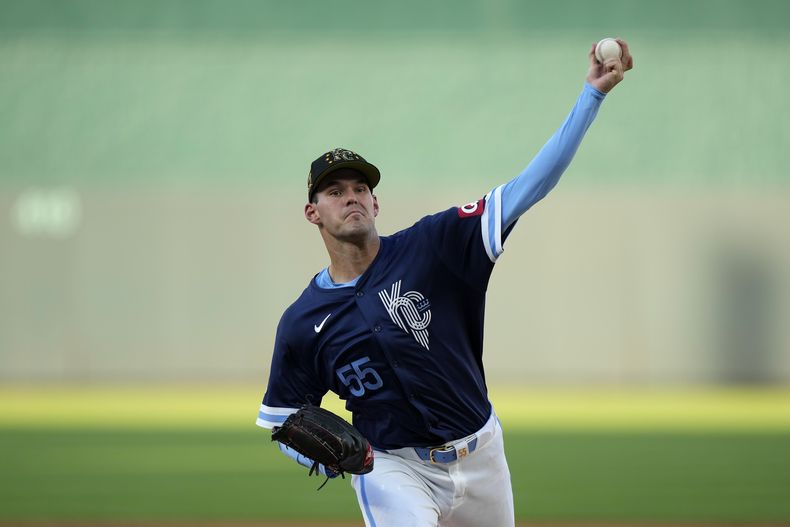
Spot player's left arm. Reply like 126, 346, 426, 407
423, 41, 633, 283
494, 39, 633, 232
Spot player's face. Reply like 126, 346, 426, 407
304, 170, 379, 243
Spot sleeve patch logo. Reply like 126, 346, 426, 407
457, 199, 485, 218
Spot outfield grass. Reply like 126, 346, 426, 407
1, 386, 790, 522
1, 427, 789, 522
3, 385, 790, 430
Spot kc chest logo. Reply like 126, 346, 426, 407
378, 280, 431, 350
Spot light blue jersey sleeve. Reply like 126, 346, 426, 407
259, 404, 338, 478
277, 442, 339, 478
481, 83, 605, 262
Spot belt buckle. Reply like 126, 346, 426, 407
428, 445, 452, 463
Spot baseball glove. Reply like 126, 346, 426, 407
272, 404, 374, 480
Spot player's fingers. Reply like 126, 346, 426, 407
615, 38, 634, 70
604, 58, 625, 84
588, 42, 598, 66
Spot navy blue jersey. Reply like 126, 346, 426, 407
258, 85, 605, 448
259, 191, 514, 449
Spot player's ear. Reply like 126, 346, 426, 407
305, 202, 321, 226
372, 194, 379, 217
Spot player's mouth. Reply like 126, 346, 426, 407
345, 209, 365, 219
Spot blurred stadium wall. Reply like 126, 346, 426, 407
1, 0, 789, 384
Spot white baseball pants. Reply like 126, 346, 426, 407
351, 411, 515, 527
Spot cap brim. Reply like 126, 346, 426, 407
310, 161, 381, 199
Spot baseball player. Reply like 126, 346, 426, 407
257, 41, 633, 526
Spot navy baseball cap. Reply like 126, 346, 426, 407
308, 148, 381, 201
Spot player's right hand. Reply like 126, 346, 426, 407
586, 38, 633, 94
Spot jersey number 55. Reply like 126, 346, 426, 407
336, 357, 384, 397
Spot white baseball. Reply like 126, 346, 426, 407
595, 38, 622, 63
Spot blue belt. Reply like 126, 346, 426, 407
414, 437, 479, 463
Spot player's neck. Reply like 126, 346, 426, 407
326, 234, 381, 283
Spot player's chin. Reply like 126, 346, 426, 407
337, 221, 374, 242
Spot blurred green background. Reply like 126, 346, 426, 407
1, 0, 789, 524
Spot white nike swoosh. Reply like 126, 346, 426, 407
314, 313, 332, 333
